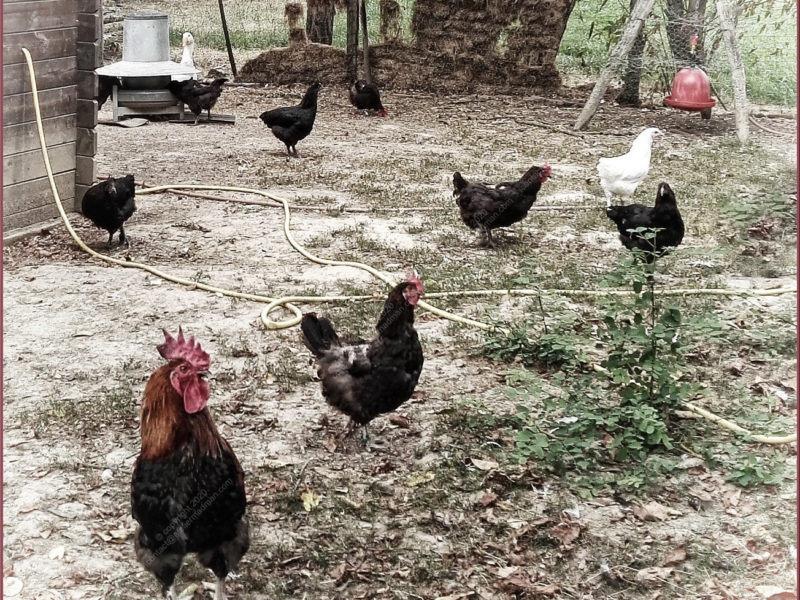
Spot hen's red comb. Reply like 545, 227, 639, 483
157, 327, 210, 371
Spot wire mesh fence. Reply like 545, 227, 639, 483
559, 0, 796, 106
118, 0, 795, 105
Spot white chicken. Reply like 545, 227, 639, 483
172, 32, 196, 82
597, 127, 663, 208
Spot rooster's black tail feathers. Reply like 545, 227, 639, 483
301, 314, 340, 357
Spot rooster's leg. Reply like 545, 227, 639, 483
118, 224, 128, 247
106, 231, 114, 250
342, 419, 358, 439
214, 577, 227, 600
485, 228, 495, 249
207, 108, 212, 122
360, 424, 370, 447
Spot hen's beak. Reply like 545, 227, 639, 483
197, 370, 210, 379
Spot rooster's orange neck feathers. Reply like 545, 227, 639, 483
139, 363, 221, 461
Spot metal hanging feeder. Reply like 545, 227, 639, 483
96, 10, 198, 121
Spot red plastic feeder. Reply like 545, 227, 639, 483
664, 67, 716, 111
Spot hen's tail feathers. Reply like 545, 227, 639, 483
301, 314, 340, 357
453, 172, 468, 194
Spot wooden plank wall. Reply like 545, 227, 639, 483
75, 0, 101, 204
2, 0, 100, 236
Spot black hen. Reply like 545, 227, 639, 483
453, 164, 552, 247
81, 174, 136, 248
259, 82, 321, 157
605, 182, 684, 263
301, 274, 425, 439
167, 78, 227, 124
97, 75, 121, 110
349, 80, 387, 116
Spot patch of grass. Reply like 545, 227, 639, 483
264, 349, 311, 393
217, 332, 258, 358
720, 191, 795, 233
22, 383, 137, 435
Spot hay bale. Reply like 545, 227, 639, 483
239, 43, 347, 86
240, 0, 567, 95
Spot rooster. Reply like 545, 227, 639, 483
81, 174, 136, 248
349, 80, 387, 116
132, 329, 249, 600
167, 77, 227, 125
605, 182, 684, 263
453, 164, 552, 248
259, 82, 321, 157
597, 127, 663, 208
301, 273, 424, 441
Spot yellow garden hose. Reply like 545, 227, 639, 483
21, 48, 796, 445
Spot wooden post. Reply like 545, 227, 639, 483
360, 0, 372, 82
346, 0, 359, 82
218, 0, 237, 77
716, 0, 748, 142
574, 0, 657, 130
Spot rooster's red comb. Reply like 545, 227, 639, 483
157, 327, 210, 371
406, 270, 424, 292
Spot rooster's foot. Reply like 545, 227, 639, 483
360, 425, 370, 447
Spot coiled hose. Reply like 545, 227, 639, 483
20, 48, 796, 444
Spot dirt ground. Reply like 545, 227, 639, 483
3, 68, 797, 600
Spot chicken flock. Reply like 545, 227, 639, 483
85, 58, 688, 599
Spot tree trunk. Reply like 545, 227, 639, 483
379, 0, 402, 43
360, 0, 372, 82
306, 0, 336, 45
574, 0, 657, 130
617, 0, 645, 106
346, 0, 359, 82
716, 0, 748, 142
666, 0, 707, 67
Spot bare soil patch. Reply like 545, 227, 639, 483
3, 74, 796, 600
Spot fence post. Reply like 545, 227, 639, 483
218, 0, 237, 77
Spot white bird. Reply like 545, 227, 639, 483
172, 32, 196, 82
597, 127, 663, 208
180, 31, 195, 68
